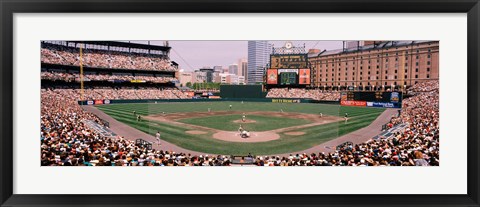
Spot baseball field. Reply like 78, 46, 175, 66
96, 101, 385, 155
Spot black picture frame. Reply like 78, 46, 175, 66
1, 0, 479, 206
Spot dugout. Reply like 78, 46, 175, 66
220, 85, 266, 99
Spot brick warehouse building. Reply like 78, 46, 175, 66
308, 41, 439, 91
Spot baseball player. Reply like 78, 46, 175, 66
229, 104, 232, 109
344, 113, 349, 123
133, 110, 136, 116
137, 115, 141, 122
155, 131, 161, 146
242, 113, 246, 122
319, 112, 323, 118
238, 124, 244, 133
208, 108, 211, 113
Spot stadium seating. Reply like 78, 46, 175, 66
41, 71, 178, 83
266, 88, 341, 101
41, 81, 439, 166
41, 44, 177, 71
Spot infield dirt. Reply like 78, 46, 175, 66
145, 111, 342, 143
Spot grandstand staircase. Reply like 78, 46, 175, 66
82, 120, 116, 138
373, 123, 409, 140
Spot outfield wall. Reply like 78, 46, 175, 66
77, 98, 339, 105
220, 85, 267, 99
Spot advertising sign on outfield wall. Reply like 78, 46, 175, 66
340, 100, 367, 107
390, 92, 400, 103
366, 102, 400, 108
104, 100, 110, 104
94, 100, 104, 105
87, 100, 94, 105
272, 99, 301, 103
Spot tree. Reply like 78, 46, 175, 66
186, 82, 192, 88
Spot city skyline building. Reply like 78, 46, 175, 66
238, 58, 248, 79
213, 65, 223, 72
308, 41, 439, 90
247, 41, 272, 84
228, 63, 239, 76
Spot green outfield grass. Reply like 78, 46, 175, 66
177, 114, 311, 131
96, 101, 385, 155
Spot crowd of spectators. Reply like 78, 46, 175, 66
44, 88, 189, 100
266, 88, 341, 101
41, 89, 230, 166
133, 88, 184, 99
41, 81, 439, 166
41, 44, 177, 71
41, 71, 76, 82
41, 89, 107, 166
41, 71, 177, 83
407, 80, 439, 92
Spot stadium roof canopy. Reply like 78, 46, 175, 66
66, 41, 171, 52
308, 40, 437, 58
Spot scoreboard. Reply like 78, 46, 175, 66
267, 68, 311, 85
341, 91, 402, 108
266, 53, 310, 86
270, 54, 308, 69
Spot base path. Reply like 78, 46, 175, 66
276, 108, 398, 157
81, 105, 205, 155
83, 105, 397, 156
146, 111, 342, 143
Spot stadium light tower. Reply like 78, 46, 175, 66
79, 43, 84, 101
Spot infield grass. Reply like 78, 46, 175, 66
177, 114, 311, 131
96, 101, 385, 155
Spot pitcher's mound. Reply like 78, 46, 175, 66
232, 119, 257, 123
285, 131, 305, 136
186, 130, 207, 135
212, 131, 279, 142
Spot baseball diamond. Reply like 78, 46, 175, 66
92, 101, 385, 155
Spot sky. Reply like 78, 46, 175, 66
130, 41, 343, 71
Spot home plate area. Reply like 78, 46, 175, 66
212, 131, 280, 142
